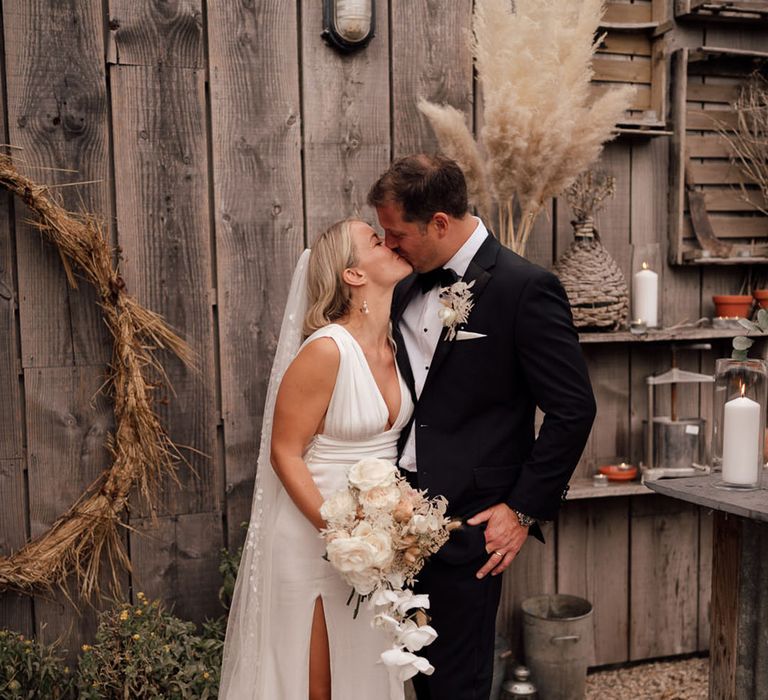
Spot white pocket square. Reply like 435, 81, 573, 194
455, 331, 487, 341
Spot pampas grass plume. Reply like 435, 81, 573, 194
420, 0, 635, 255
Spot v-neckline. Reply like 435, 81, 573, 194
334, 324, 405, 432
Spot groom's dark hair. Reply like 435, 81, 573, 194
367, 154, 469, 224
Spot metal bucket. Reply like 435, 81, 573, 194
521, 594, 594, 700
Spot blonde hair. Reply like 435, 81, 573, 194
304, 219, 360, 336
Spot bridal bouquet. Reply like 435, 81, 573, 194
320, 458, 457, 680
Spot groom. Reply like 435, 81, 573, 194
368, 154, 596, 699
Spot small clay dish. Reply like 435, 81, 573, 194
599, 464, 638, 481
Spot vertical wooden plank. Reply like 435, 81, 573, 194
3, 0, 113, 652
107, 1, 203, 69
25, 366, 114, 652
630, 136, 702, 471
630, 495, 699, 659
391, 0, 473, 156
206, 1, 303, 548
301, 0, 389, 237
4, 0, 112, 369
565, 142, 632, 479
557, 498, 630, 666
580, 346, 630, 479
699, 507, 713, 651
108, 2, 223, 622
0, 4, 31, 637
129, 512, 223, 624
709, 511, 740, 697
496, 522, 556, 661
109, 61, 217, 517
0, 460, 32, 637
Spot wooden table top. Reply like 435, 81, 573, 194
646, 473, 768, 522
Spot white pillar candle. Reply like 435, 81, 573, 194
722, 393, 761, 485
633, 262, 658, 327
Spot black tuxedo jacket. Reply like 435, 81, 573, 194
392, 234, 596, 563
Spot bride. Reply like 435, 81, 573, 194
220, 219, 414, 699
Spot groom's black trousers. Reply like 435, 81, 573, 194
410, 550, 503, 700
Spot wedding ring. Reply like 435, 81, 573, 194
493, 550, 504, 557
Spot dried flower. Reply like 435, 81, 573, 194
715, 72, 768, 215
419, 0, 634, 256
565, 169, 616, 222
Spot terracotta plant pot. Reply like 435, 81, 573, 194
712, 294, 754, 319
754, 289, 768, 311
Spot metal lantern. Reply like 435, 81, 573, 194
322, 0, 375, 53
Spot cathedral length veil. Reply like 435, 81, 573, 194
219, 249, 311, 699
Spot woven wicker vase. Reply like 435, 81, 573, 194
553, 218, 629, 331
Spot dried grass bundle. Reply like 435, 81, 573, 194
566, 169, 616, 222
418, 0, 634, 256
0, 154, 195, 600
716, 72, 768, 215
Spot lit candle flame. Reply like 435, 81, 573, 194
641, 262, 649, 270
741, 382, 746, 398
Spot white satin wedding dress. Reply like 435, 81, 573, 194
221, 314, 414, 700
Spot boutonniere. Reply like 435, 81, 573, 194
437, 280, 475, 341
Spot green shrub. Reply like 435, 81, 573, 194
218, 543, 242, 612
75, 593, 224, 699
0, 629, 73, 699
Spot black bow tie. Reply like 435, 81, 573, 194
417, 267, 458, 294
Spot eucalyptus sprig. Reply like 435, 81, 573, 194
732, 309, 768, 359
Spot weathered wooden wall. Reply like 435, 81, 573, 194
0, 0, 766, 667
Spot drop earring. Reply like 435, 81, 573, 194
361, 300, 369, 315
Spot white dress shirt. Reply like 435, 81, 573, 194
399, 219, 489, 472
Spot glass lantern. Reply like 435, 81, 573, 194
630, 243, 662, 329
712, 358, 768, 490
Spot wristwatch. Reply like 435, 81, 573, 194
513, 509, 536, 528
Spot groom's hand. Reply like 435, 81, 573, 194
468, 504, 529, 579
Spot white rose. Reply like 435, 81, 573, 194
320, 489, 357, 526
396, 620, 438, 652
345, 570, 380, 595
326, 536, 375, 574
348, 458, 398, 491
359, 484, 401, 512
365, 530, 394, 570
352, 521, 374, 537
437, 307, 457, 326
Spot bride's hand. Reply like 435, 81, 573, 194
467, 503, 528, 579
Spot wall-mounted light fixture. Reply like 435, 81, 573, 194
322, 0, 375, 53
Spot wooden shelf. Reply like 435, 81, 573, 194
578, 326, 755, 343
599, 21, 661, 30
682, 255, 768, 266
676, 2, 768, 24
567, 477, 652, 500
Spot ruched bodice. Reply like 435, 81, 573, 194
300, 324, 414, 497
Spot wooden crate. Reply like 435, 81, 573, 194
676, 0, 768, 23
669, 47, 768, 264
592, 0, 671, 135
